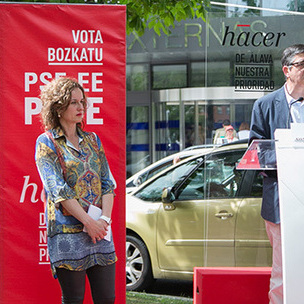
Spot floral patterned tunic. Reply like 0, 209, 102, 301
35, 127, 116, 277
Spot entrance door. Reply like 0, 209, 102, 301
152, 88, 258, 162
153, 102, 180, 161
153, 99, 250, 153
153, 100, 210, 159
184, 102, 208, 149
127, 106, 150, 178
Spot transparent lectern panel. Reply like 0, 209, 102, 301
237, 139, 277, 170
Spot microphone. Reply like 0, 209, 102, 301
290, 97, 304, 107
288, 97, 304, 126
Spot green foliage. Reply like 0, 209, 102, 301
287, 0, 304, 11
241, 0, 261, 16
123, 0, 210, 36
5, 0, 210, 36
126, 292, 192, 303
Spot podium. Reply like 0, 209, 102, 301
193, 267, 271, 304
237, 124, 304, 304
275, 124, 304, 304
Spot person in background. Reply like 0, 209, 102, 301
224, 125, 238, 143
213, 119, 237, 145
237, 122, 250, 140
249, 44, 304, 304
35, 77, 116, 304
173, 154, 181, 165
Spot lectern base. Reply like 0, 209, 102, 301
193, 267, 271, 304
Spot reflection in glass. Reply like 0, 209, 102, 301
126, 106, 149, 177
135, 158, 201, 202
177, 151, 244, 200
152, 65, 187, 89
127, 64, 149, 91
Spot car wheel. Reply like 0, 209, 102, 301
126, 235, 154, 291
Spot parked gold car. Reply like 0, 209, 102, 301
126, 141, 272, 291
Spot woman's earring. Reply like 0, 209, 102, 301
58, 113, 61, 118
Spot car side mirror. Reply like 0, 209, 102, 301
161, 187, 176, 211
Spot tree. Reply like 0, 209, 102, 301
5, 0, 210, 35
120, 0, 210, 36
241, 0, 261, 16
288, 0, 304, 11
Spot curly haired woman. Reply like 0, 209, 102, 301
35, 77, 116, 304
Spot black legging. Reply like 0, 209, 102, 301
56, 263, 116, 304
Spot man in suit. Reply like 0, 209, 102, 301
249, 44, 304, 304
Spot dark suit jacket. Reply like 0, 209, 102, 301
249, 86, 289, 224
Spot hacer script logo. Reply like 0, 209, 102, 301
222, 24, 286, 47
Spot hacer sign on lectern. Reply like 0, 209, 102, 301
237, 124, 304, 304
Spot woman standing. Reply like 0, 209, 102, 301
35, 77, 116, 304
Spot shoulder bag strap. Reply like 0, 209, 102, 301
45, 131, 67, 181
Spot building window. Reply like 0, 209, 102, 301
127, 64, 149, 91
190, 62, 205, 87
152, 64, 187, 89
217, 106, 223, 115
207, 61, 231, 87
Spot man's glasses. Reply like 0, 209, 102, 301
289, 60, 304, 69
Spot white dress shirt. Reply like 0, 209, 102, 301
284, 84, 304, 123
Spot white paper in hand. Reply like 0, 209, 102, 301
83, 205, 112, 241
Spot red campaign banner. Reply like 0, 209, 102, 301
0, 3, 126, 304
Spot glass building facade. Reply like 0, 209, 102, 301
126, 1, 304, 177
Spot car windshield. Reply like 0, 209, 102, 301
134, 157, 203, 202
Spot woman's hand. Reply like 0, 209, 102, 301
59, 198, 112, 244
83, 217, 109, 244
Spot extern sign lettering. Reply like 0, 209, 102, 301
127, 19, 288, 52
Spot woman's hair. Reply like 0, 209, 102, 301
281, 44, 304, 67
40, 77, 87, 130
